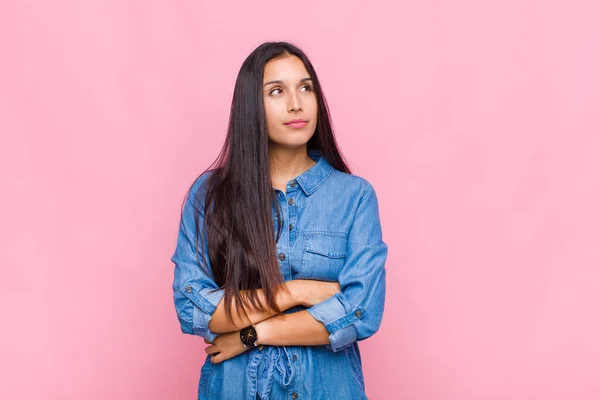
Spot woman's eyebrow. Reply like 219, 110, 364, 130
263, 77, 312, 87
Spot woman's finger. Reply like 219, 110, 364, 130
204, 345, 219, 355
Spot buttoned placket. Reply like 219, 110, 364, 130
282, 179, 301, 400
252, 179, 301, 400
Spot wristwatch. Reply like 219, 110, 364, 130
240, 325, 259, 349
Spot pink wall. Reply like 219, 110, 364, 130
1, 1, 599, 399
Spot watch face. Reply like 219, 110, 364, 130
241, 326, 257, 346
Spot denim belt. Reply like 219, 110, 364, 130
247, 345, 294, 399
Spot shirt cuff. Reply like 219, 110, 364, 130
182, 283, 225, 342
306, 292, 366, 352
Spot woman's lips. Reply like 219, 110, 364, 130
284, 120, 308, 128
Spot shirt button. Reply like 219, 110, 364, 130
288, 198, 294, 205
279, 253, 286, 261
289, 223, 293, 231
185, 286, 192, 293
355, 310, 362, 317
290, 180, 297, 187
292, 354, 297, 361
291, 393, 298, 399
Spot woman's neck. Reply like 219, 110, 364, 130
269, 146, 316, 191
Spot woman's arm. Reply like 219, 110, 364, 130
205, 310, 330, 364
304, 183, 388, 352
208, 279, 340, 333
254, 310, 330, 346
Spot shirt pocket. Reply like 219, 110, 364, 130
301, 232, 348, 279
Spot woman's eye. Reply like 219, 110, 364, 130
269, 85, 311, 96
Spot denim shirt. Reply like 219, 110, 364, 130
171, 149, 388, 400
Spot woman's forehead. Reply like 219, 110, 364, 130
263, 55, 309, 83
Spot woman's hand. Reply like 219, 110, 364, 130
294, 279, 341, 308
204, 331, 248, 364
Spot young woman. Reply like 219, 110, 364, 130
171, 41, 388, 400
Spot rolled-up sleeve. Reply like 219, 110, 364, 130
171, 175, 224, 342
306, 182, 388, 352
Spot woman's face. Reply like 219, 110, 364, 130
262, 54, 318, 149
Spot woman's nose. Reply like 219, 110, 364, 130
288, 92, 302, 112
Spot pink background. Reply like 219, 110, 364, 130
1, 1, 599, 399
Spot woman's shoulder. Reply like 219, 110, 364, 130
184, 168, 222, 213
189, 168, 218, 193
329, 168, 377, 197
189, 166, 229, 195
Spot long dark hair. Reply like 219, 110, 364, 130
180, 41, 351, 325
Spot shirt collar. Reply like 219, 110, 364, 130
295, 149, 334, 196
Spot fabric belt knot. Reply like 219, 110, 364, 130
249, 345, 294, 399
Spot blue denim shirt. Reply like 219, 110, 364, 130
171, 149, 388, 400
